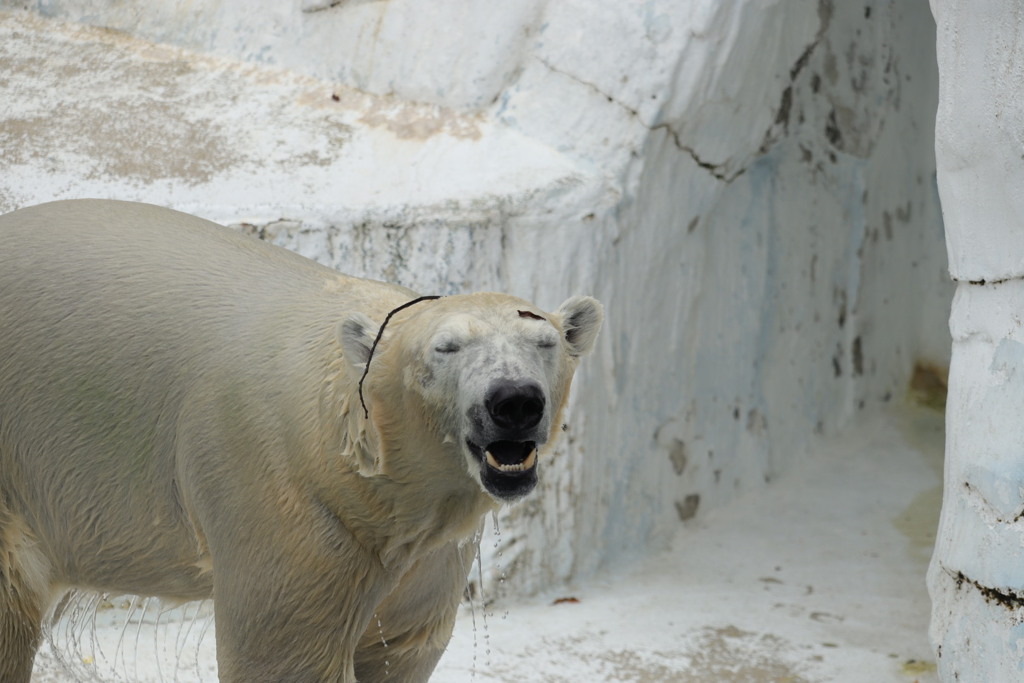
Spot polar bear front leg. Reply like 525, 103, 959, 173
0, 587, 44, 683
206, 513, 390, 683
354, 539, 478, 682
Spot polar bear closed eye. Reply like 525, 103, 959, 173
0, 199, 602, 683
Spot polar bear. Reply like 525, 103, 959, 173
0, 200, 603, 682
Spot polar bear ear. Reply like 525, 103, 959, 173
556, 296, 604, 357
337, 312, 380, 370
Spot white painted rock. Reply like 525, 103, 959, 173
928, 0, 1024, 679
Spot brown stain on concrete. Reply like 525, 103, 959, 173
0, 12, 364, 186
588, 626, 813, 682
306, 87, 483, 140
892, 402, 945, 565
2, 17, 237, 184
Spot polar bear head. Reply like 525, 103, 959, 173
340, 293, 603, 503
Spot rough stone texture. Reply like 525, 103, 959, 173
0, 0, 950, 600
927, 1, 1024, 679
929, 283, 1024, 681
930, 1, 1024, 284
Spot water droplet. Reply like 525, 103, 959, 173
374, 613, 390, 678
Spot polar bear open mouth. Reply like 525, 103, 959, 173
466, 439, 539, 500
483, 440, 537, 473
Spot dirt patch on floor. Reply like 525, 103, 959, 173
589, 626, 813, 683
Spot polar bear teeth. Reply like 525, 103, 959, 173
485, 448, 537, 473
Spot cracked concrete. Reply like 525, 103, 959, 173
668, 133, 747, 183
534, 53, 748, 185
958, 481, 1024, 527
931, 275, 1024, 677
948, 569, 1024, 611
535, 55, 643, 122
962, 277, 1024, 286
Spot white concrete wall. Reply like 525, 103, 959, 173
0, 0, 950, 595
928, 1, 1024, 679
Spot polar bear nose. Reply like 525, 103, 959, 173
485, 380, 546, 431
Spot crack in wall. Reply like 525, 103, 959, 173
302, 0, 345, 13
534, 3, 833, 188
789, 39, 819, 82
947, 566, 1024, 611
661, 0, 833, 182
960, 276, 1024, 286
535, 55, 747, 184
756, 0, 831, 155
654, 124, 747, 183
959, 481, 1023, 525
535, 56, 641, 119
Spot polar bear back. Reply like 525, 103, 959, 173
0, 199, 412, 595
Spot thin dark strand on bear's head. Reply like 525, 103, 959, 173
359, 295, 444, 419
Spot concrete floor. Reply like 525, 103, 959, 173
434, 405, 943, 682
32, 405, 942, 682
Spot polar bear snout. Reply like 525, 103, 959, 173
461, 379, 550, 502
485, 379, 546, 432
